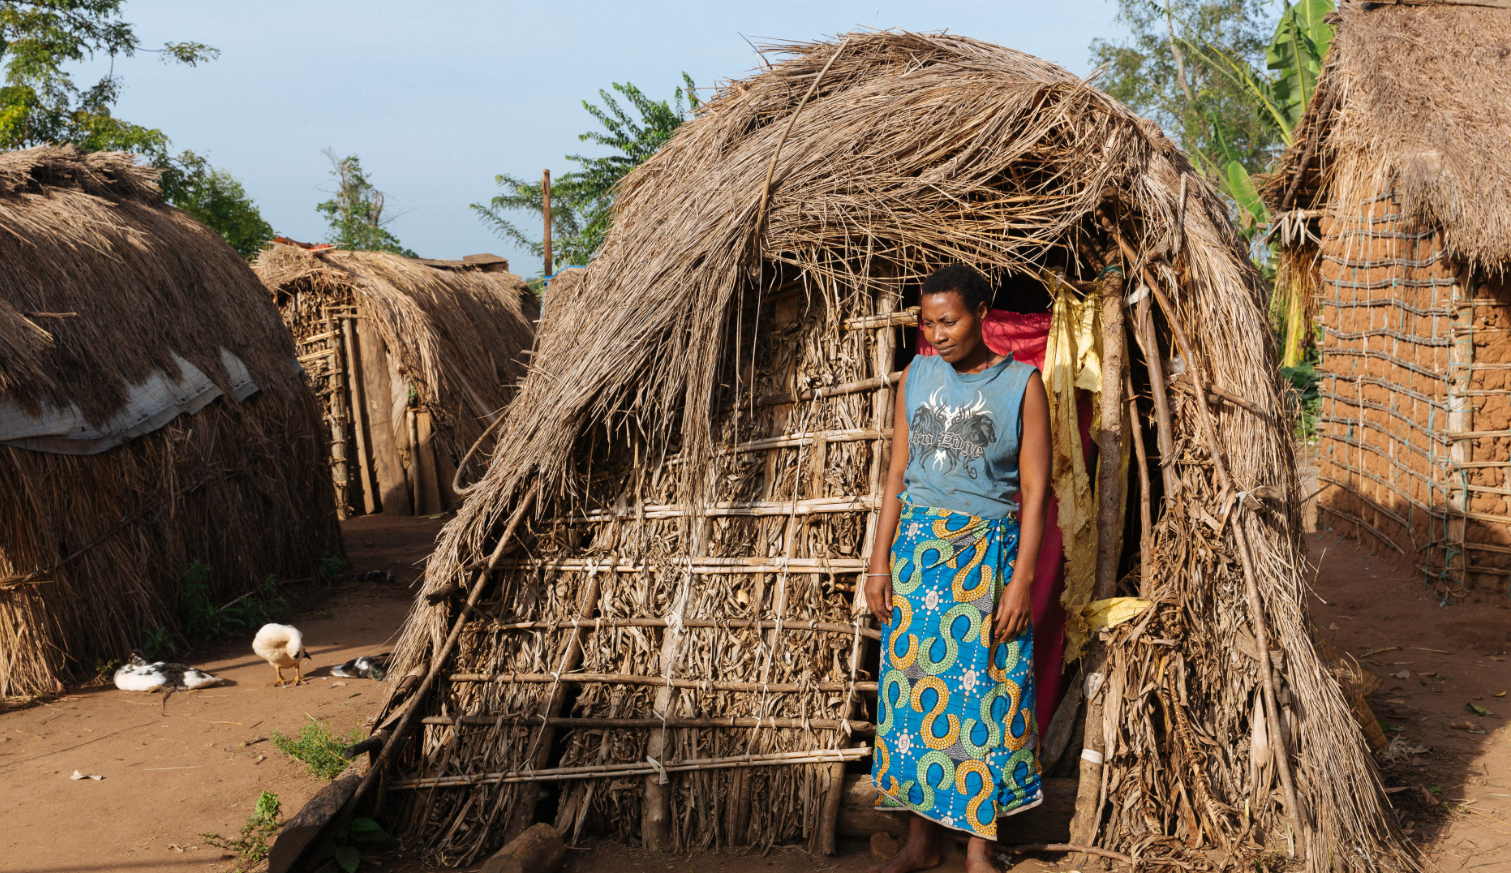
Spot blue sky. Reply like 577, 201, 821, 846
102, 1, 1124, 273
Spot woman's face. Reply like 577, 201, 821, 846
919, 290, 989, 365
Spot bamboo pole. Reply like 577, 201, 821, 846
446, 672, 878, 693
1126, 371, 1153, 596
422, 715, 872, 731
555, 494, 877, 523
389, 747, 871, 790
1447, 265, 1474, 589
822, 283, 896, 855
1068, 261, 1127, 851
543, 169, 553, 277
463, 617, 879, 638
481, 557, 868, 574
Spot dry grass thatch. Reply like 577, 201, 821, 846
255, 243, 538, 483
1265, 3, 1511, 267
371, 33, 1411, 870
0, 146, 342, 699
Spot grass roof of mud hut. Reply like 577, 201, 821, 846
367, 32, 1412, 871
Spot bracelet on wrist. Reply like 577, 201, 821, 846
865, 572, 890, 578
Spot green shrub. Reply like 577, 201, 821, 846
272, 717, 365, 780
201, 791, 281, 870
328, 816, 389, 872
179, 562, 288, 641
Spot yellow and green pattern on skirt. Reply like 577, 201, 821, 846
872, 498, 1042, 838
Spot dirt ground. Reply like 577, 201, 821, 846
3, 515, 1509, 873
0, 514, 443, 873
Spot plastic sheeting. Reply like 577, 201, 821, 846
0, 349, 259, 455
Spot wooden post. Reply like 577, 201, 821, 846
1448, 266, 1474, 587
356, 317, 411, 514
820, 280, 897, 855
542, 169, 553, 278
415, 410, 444, 515
1067, 264, 1126, 851
325, 310, 351, 519
342, 314, 378, 515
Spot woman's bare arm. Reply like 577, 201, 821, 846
864, 365, 911, 624
994, 369, 1051, 642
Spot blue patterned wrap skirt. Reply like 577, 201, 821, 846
872, 496, 1042, 838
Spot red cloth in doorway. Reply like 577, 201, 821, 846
917, 309, 1085, 734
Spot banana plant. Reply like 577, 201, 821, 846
1267, 0, 1335, 134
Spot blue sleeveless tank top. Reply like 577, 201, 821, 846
902, 353, 1038, 519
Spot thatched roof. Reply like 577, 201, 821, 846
1264, 2, 1511, 264
255, 243, 539, 462
0, 146, 340, 698
373, 32, 1409, 870
0, 147, 309, 427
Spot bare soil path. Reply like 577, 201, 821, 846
0, 515, 442, 873
1307, 530, 1511, 873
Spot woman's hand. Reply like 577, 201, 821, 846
992, 576, 1032, 643
865, 572, 894, 626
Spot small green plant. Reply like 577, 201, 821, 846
180, 562, 288, 641
319, 551, 352, 581
201, 791, 280, 870
139, 624, 184, 660
272, 717, 364, 780
1281, 360, 1320, 442
326, 816, 389, 872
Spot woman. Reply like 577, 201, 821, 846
866, 264, 1051, 873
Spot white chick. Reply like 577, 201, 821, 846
252, 623, 310, 687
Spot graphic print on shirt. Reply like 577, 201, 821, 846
909, 386, 997, 480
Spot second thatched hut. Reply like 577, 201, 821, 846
256, 243, 538, 518
0, 147, 342, 699
346, 32, 1409, 872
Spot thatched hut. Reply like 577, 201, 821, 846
1264, 2, 1511, 600
255, 243, 538, 518
0, 147, 342, 699
355, 33, 1408, 870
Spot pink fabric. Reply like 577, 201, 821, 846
917, 309, 1078, 732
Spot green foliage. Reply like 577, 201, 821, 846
317, 150, 416, 256
179, 562, 288, 641
272, 717, 364, 780
1280, 359, 1320, 441
200, 791, 281, 870
472, 74, 698, 272
164, 151, 274, 259
1091, 0, 1281, 182
138, 624, 183, 660
0, 5, 274, 259
327, 816, 389, 872
318, 551, 351, 581
1266, 0, 1334, 134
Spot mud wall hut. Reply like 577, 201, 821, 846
255, 243, 538, 518
1264, 2, 1511, 600
355, 33, 1407, 871
0, 147, 342, 699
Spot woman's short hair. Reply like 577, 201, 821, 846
921, 264, 993, 312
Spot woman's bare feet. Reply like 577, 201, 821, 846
868, 814, 942, 873
965, 836, 1002, 873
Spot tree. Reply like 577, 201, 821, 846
473, 74, 698, 271
0, 2, 275, 257
167, 151, 273, 259
316, 150, 416, 257
1090, 0, 1281, 184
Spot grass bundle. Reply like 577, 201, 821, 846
369, 32, 1410, 871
